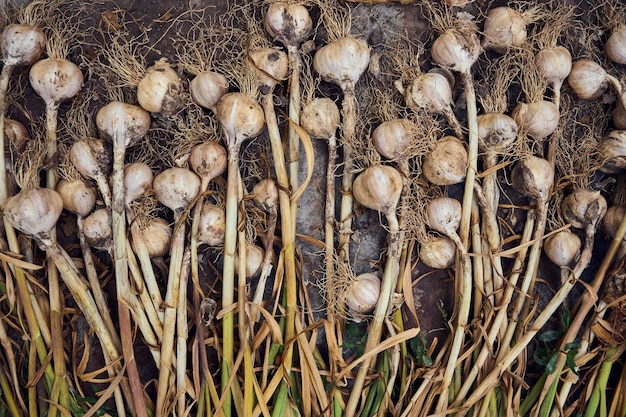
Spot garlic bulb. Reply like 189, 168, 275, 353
4, 118, 29, 153
313, 37, 370, 92
197, 203, 226, 247
4, 187, 62, 237
137, 217, 172, 258
567, 59, 608, 100
426, 197, 462, 237
601, 205, 626, 239
544, 230, 581, 267
189, 71, 229, 112
216, 93, 265, 148
252, 178, 278, 212
96, 102, 151, 148
83, 208, 113, 251
57, 179, 97, 218
29, 58, 83, 107
189, 141, 227, 185
371, 119, 416, 161
535, 46, 572, 88
124, 162, 153, 205
249, 48, 289, 89
300, 97, 340, 139
419, 236, 456, 269
235, 244, 264, 278
423, 136, 468, 186
598, 130, 626, 174
405, 72, 453, 116
153, 168, 201, 214
605, 27, 626, 65
1, 24, 46, 67
431, 26, 481, 74
613, 101, 626, 130
511, 100, 559, 141
137, 58, 184, 116
352, 165, 403, 217
264, 2, 313, 47
477, 113, 518, 153
482, 7, 526, 53
510, 156, 553, 201
346, 273, 381, 315
561, 190, 607, 231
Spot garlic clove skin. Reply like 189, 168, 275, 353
235, 244, 264, 278
189, 141, 227, 185
405, 72, 453, 115
371, 118, 416, 161
197, 204, 226, 247
567, 59, 608, 100
477, 113, 518, 153
249, 48, 290, 89
252, 178, 278, 212
136, 217, 172, 258
29, 58, 83, 107
601, 205, 626, 239
190, 71, 229, 112
423, 136, 468, 186
4, 187, 63, 237
426, 197, 462, 237
431, 26, 481, 74
346, 273, 381, 315
353, 165, 403, 217
264, 2, 312, 47
1, 24, 46, 67
153, 168, 201, 214
561, 189, 607, 231
535, 46, 572, 88
124, 162, 153, 205
137, 58, 185, 116
419, 236, 456, 269
605, 27, 626, 65
544, 230, 581, 267
83, 208, 113, 251
300, 97, 340, 140
4, 118, 29, 153
313, 37, 370, 91
482, 7, 526, 53
598, 130, 626, 174
69, 138, 112, 180
96, 102, 151, 148
510, 156, 553, 201
216, 92, 265, 148
511, 100, 559, 141
57, 179, 97, 218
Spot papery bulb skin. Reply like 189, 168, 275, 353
300, 97, 340, 139
419, 236, 456, 269
4, 188, 62, 237
153, 168, 201, 213
568, 60, 608, 100
4, 118, 29, 153
601, 205, 626, 238
252, 178, 278, 212
511, 100, 559, 141
138, 217, 172, 258
264, 2, 312, 47
69, 138, 112, 180
57, 179, 97, 218
197, 204, 226, 247
137, 58, 185, 116
1, 24, 46, 67
313, 37, 370, 91
29, 58, 83, 107
346, 273, 381, 315
96, 102, 151, 148
190, 71, 229, 112
216, 93, 265, 148
444, 0, 468, 7
235, 244, 264, 278
482, 7, 526, 53
535, 46, 572, 87
189, 142, 227, 184
561, 189, 607, 231
477, 113, 518, 153
423, 136, 468, 186
249, 48, 289, 89
598, 130, 626, 174
371, 118, 416, 160
431, 26, 481, 74
124, 162, 153, 205
605, 27, 626, 65
426, 197, 462, 237
352, 165, 403, 217
544, 230, 581, 267
405, 72, 453, 115
510, 156, 553, 201
83, 208, 113, 251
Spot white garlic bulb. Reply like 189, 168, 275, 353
153, 168, 201, 214
137, 217, 172, 258
477, 113, 518, 153
544, 230, 581, 267
83, 208, 113, 251
4, 187, 63, 237
561, 190, 607, 231
567, 59, 608, 100
249, 48, 290, 89
137, 58, 184, 116
419, 236, 456, 269
264, 2, 312, 47
96, 102, 151, 148
124, 162, 153, 205
29, 58, 83, 107
511, 156, 553, 201
353, 165, 403, 217
405, 72, 453, 116
426, 197, 462, 237
216, 92, 265, 148
598, 130, 626, 174
235, 244, 264, 278
535, 46, 572, 88
613, 101, 626, 130
423, 136, 468, 186
190, 71, 229, 112
482, 7, 526, 53
601, 205, 626, 239
346, 273, 381, 315
197, 204, 226, 247
189, 141, 228, 185
605, 27, 626, 65
4, 118, 29, 153
300, 97, 340, 140
511, 100, 559, 141
371, 119, 416, 161
313, 37, 370, 91
252, 178, 278, 212
57, 179, 97, 218
431, 26, 481, 74
1, 24, 46, 67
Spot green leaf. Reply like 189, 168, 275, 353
545, 353, 558, 374
538, 330, 563, 344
